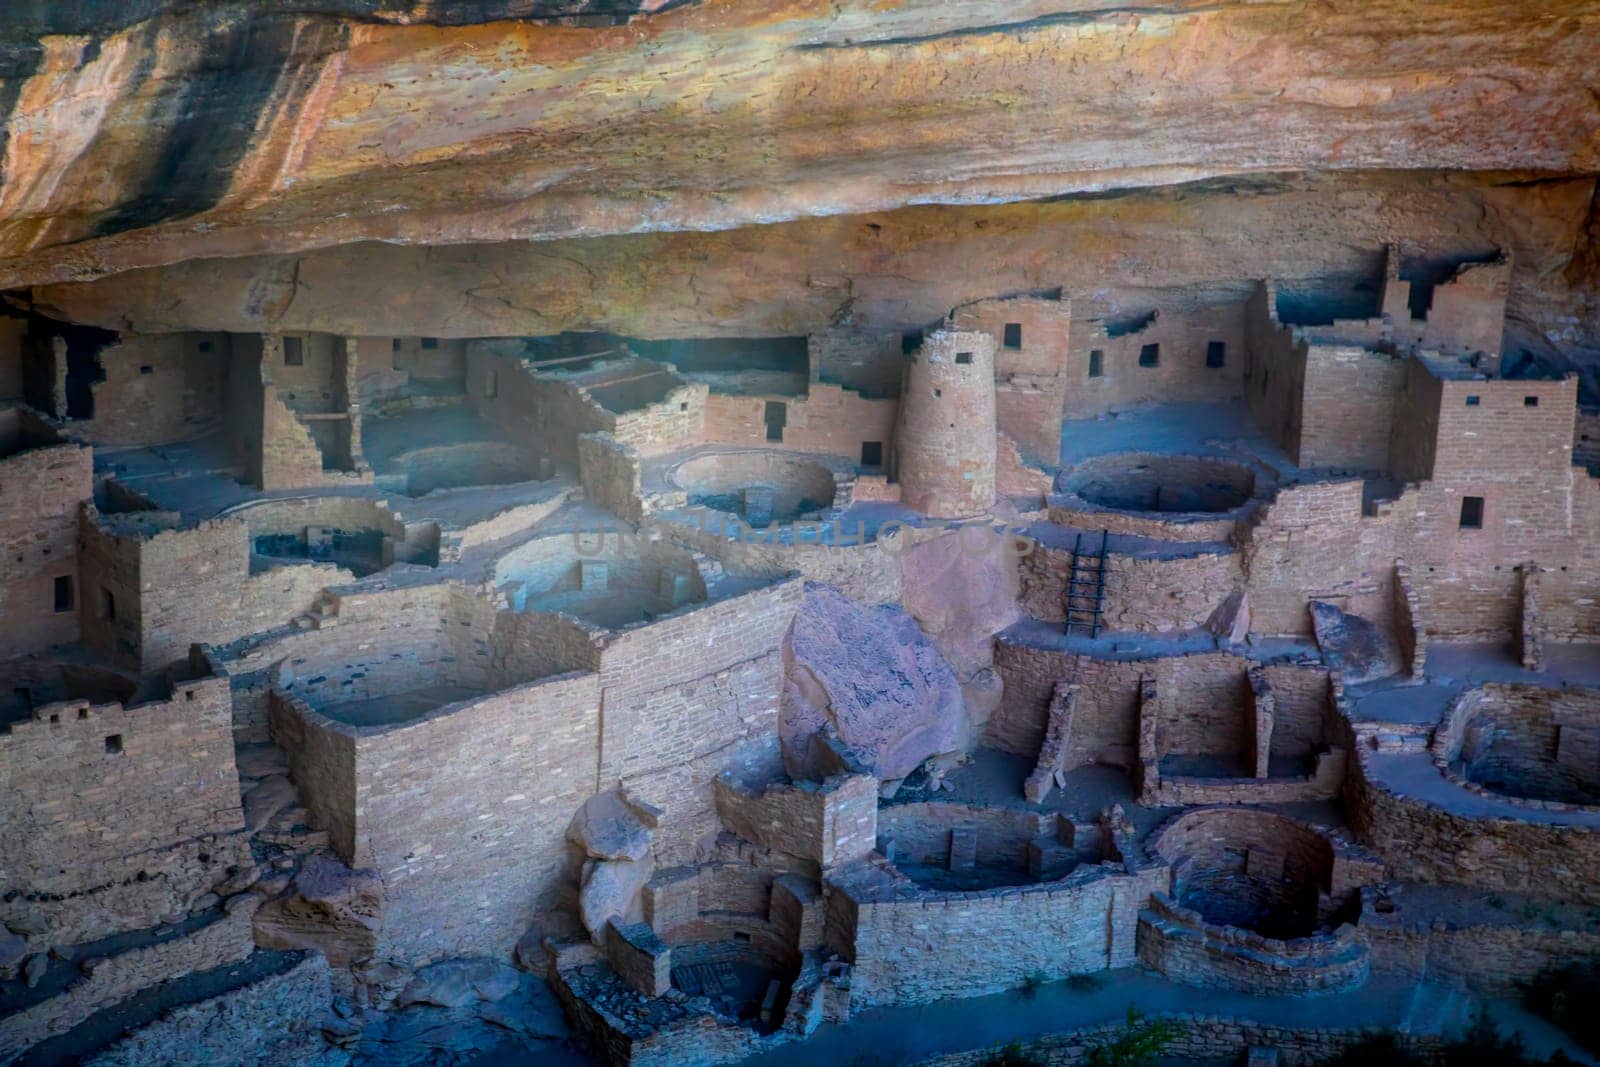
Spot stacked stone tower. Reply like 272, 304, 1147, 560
894, 327, 997, 518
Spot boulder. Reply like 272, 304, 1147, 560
566, 791, 652, 862
782, 583, 968, 782
253, 853, 384, 966
1309, 600, 1402, 684
900, 527, 1022, 733
578, 858, 651, 945
1206, 589, 1252, 645
395, 959, 522, 1009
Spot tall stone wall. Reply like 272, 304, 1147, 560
68, 333, 229, 447
355, 672, 602, 961
596, 579, 804, 866
951, 295, 1072, 463
1063, 302, 1244, 425
0, 669, 248, 944
827, 857, 1165, 1007
0, 419, 89, 657
1296, 345, 1408, 471
702, 385, 897, 463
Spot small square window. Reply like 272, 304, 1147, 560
283, 337, 304, 366
139, 365, 153, 375
1138, 343, 1160, 368
53, 575, 73, 613
421, 337, 440, 351
197, 339, 213, 354
1524, 396, 1539, 407
1465, 395, 1480, 406
679, 402, 689, 412
861, 441, 884, 467
901, 331, 923, 355
1459, 496, 1484, 530
955, 352, 973, 365
105, 734, 123, 755
1088, 350, 1104, 378
1205, 341, 1226, 368
1002, 323, 1022, 349
392, 338, 402, 352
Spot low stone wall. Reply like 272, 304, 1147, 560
1359, 887, 1600, 996
86, 953, 330, 1067
875, 801, 1075, 872
713, 773, 877, 868
0, 901, 260, 1061
1430, 683, 1600, 812
658, 513, 904, 606
1136, 893, 1368, 995
1345, 724, 1600, 905
1017, 537, 1241, 633
1142, 748, 1346, 807
824, 853, 1168, 1007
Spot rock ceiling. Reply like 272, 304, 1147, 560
1, 1, 1597, 360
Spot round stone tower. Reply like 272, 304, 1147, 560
894, 327, 997, 518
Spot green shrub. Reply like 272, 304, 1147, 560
1082, 1008, 1181, 1067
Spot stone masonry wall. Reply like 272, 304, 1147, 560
1065, 302, 1245, 424
597, 579, 804, 867
0, 423, 89, 657
713, 773, 877, 868
0, 903, 260, 1062
702, 385, 897, 463
0, 671, 247, 944
1018, 540, 1240, 634
355, 671, 601, 962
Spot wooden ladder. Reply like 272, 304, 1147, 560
1064, 531, 1109, 638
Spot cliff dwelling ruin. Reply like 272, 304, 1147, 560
3, 2, 1600, 1065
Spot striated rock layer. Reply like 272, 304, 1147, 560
24, 171, 1600, 369
1, 0, 1598, 292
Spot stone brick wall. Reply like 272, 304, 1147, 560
1345, 728, 1600, 905
659, 514, 903, 606
952, 295, 1072, 463
596, 579, 803, 866
68, 333, 230, 447
1295, 345, 1408, 471
702, 385, 897, 463
895, 330, 997, 518
1524, 565, 1600, 647
826, 855, 1165, 1007
1064, 301, 1244, 423
713, 773, 877, 867
1136, 893, 1367, 995
875, 802, 1068, 870
356, 671, 601, 962
579, 431, 646, 522
0, 415, 89, 657
807, 329, 902, 398
1242, 479, 1396, 637
1361, 889, 1600, 996
1018, 540, 1240, 633
988, 641, 1143, 765
1243, 281, 1309, 460
0, 667, 247, 944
